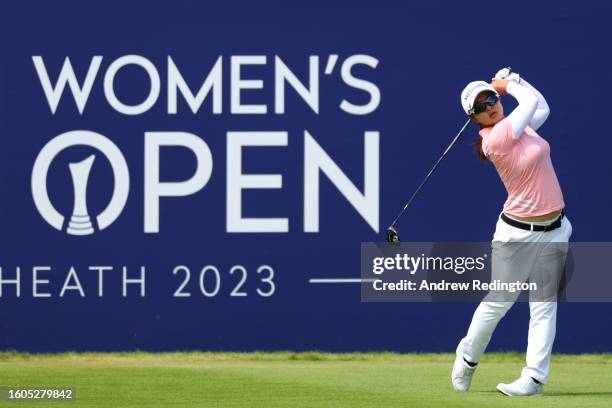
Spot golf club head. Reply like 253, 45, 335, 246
386, 226, 401, 245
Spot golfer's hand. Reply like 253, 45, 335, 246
494, 67, 520, 83
490, 78, 510, 95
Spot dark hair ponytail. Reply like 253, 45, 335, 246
473, 136, 488, 162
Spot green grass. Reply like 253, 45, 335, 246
0, 352, 610, 407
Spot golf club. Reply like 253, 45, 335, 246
386, 69, 512, 243
386, 118, 471, 243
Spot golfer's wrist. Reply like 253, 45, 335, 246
506, 81, 520, 94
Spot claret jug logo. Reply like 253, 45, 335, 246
31, 130, 130, 235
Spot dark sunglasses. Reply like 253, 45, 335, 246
472, 95, 499, 115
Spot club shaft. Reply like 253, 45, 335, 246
390, 118, 471, 228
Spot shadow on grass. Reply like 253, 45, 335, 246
475, 390, 612, 397
545, 391, 612, 397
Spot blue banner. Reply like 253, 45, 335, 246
0, 0, 610, 352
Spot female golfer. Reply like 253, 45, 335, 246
451, 68, 572, 396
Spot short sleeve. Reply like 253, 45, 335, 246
481, 118, 517, 157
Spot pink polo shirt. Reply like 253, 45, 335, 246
480, 118, 564, 217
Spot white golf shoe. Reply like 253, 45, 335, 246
496, 376, 543, 396
451, 339, 476, 391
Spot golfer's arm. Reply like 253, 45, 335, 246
518, 78, 550, 131
506, 81, 538, 139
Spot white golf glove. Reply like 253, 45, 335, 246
495, 67, 520, 83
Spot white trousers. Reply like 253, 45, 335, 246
461, 212, 573, 384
